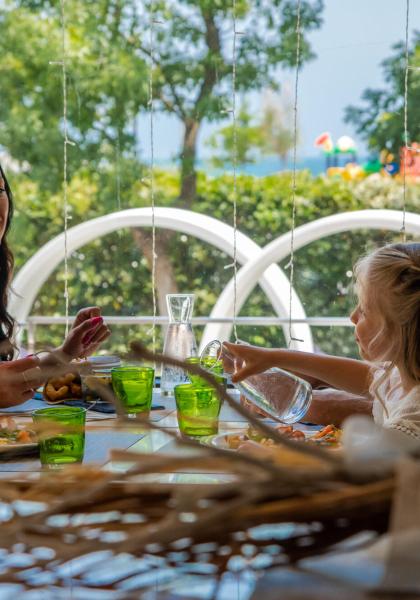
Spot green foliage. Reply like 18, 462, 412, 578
11, 167, 420, 357
2, 0, 419, 364
0, 0, 148, 190
345, 34, 420, 154
143, 0, 323, 120
207, 92, 295, 167
259, 91, 295, 161
0, 0, 324, 203
206, 103, 264, 167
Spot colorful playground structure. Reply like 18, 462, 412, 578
314, 132, 420, 180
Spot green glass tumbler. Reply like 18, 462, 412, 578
32, 406, 86, 468
174, 383, 222, 436
111, 366, 154, 418
185, 357, 226, 388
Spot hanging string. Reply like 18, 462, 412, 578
231, 0, 242, 343
401, 0, 410, 242
116, 130, 121, 213
287, 0, 303, 347
147, 1, 157, 354
59, 0, 72, 336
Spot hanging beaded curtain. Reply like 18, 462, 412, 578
46, 0, 157, 350
288, 0, 302, 347
231, 0, 240, 343
229, 0, 303, 347
52, 0, 72, 336
402, 0, 410, 241
47, 0, 415, 353
148, 1, 158, 353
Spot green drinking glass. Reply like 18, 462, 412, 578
185, 357, 226, 388
32, 406, 86, 468
111, 366, 154, 418
174, 383, 222, 436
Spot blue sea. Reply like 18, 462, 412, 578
205, 155, 328, 177
155, 155, 362, 177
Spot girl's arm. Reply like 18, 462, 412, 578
224, 342, 372, 397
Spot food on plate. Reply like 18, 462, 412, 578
0, 417, 35, 445
225, 424, 341, 450
43, 372, 82, 402
311, 424, 341, 444
217, 424, 341, 472
81, 372, 113, 402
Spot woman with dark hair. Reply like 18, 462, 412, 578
0, 163, 17, 360
0, 164, 110, 407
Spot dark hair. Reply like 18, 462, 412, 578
0, 164, 15, 359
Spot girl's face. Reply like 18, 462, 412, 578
350, 285, 384, 361
0, 175, 9, 243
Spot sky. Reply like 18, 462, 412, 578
137, 0, 420, 162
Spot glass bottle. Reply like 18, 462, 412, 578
161, 294, 198, 396
200, 340, 312, 424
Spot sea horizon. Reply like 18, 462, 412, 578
153, 154, 367, 177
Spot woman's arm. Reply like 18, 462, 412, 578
0, 357, 44, 407
305, 388, 373, 426
224, 342, 372, 397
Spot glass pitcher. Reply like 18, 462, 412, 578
200, 340, 312, 424
160, 294, 198, 396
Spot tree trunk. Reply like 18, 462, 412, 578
131, 228, 178, 317
180, 118, 200, 204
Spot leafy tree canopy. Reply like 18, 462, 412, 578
0, 0, 324, 200
345, 33, 420, 156
0, 0, 148, 190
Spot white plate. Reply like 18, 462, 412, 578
207, 428, 328, 450
207, 431, 243, 450
0, 442, 38, 456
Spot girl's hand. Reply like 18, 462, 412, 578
223, 342, 277, 383
0, 357, 44, 407
240, 394, 271, 418
61, 309, 111, 359
71, 307, 111, 357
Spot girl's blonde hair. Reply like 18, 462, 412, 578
354, 242, 420, 392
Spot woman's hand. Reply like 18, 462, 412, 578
61, 307, 111, 359
223, 342, 277, 383
0, 356, 44, 407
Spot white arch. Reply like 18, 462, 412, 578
203, 209, 420, 346
10, 207, 313, 351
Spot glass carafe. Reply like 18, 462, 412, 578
200, 340, 312, 424
161, 294, 198, 396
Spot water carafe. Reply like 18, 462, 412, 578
161, 294, 198, 395
200, 340, 312, 424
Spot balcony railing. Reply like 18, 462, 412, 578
21, 316, 353, 354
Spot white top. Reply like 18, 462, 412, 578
372, 366, 420, 439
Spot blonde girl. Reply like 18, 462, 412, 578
225, 242, 420, 438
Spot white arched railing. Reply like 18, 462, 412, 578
202, 209, 420, 346
10, 207, 313, 351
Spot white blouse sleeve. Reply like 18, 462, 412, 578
386, 387, 420, 440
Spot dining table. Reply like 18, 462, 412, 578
0, 389, 412, 600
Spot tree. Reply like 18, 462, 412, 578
0, 0, 323, 321
140, 0, 323, 203
0, 0, 180, 316
259, 88, 295, 162
0, 0, 148, 190
206, 102, 264, 167
206, 88, 296, 169
345, 33, 420, 155
0, 0, 324, 319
